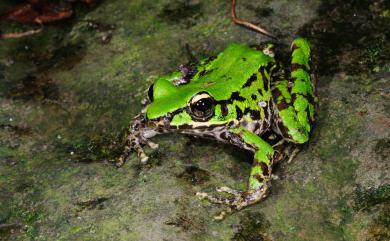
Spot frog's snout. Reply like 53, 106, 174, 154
153, 78, 176, 100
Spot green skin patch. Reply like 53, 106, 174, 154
121, 38, 316, 217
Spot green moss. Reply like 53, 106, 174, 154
233, 212, 272, 241
10, 206, 45, 240
323, 159, 359, 186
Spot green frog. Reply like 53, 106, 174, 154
118, 1, 316, 220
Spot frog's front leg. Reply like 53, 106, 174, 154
196, 127, 275, 220
117, 114, 159, 167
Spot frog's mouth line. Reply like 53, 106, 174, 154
140, 115, 238, 146
145, 117, 230, 134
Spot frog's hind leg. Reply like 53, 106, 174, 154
197, 127, 275, 220
272, 38, 317, 145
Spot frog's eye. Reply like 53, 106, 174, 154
148, 84, 154, 102
189, 92, 215, 121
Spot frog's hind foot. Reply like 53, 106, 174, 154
271, 140, 301, 164
196, 186, 269, 220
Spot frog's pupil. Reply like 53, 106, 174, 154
191, 98, 213, 119
148, 84, 154, 102
194, 98, 212, 112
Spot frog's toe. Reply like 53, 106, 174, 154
139, 153, 149, 164
116, 144, 132, 167
214, 208, 233, 220
116, 156, 126, 167
197, 187, 269, 220
146, 140, 159, 150
196, 188, 244, 220
196, 191, 233, 205
196, 187, 246, 208
133, 143, 149, 164
118, 132, 152, 166
216, 186, 240, 195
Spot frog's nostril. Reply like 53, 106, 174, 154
148, 84, 154, 102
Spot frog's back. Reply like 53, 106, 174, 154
185, 43, 274, 101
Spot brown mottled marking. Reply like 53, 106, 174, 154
258, 162, 269, 176
260, 64, 274, 91
272, 88, 282, 99
255, 174, 264, 182
178, 124, 193, 129
236, 106, 243, 120
220, 131, 228, 140
221, 104, 229, 117
263, 106, 269, 120
198, 69, 207, 77
250, 110, 260, 120
253, 122, 260, 132
206, 125, 219, 131
163, 118, 170, 128
227, 121, 235, 127
276, 119, 289, 138
259, 67, 268, 82
277, 101, 288, 110
202, 81, 215, 87
243, 107, 251, 115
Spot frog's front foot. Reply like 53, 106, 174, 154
117, 115, 159, 167
117, 134, 158, 167
196, 186, 269, 220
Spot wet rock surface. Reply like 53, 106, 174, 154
0, 0, 389, 240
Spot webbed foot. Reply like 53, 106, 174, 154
117, 115, 159, 167
117, 134, 159, 167
196, 186, 269, 220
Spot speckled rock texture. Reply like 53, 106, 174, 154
0, 0, 389, 240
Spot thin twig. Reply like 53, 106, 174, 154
231, 0, 276, 39
0, 28, 42, 39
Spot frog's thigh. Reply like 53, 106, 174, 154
230, 127, 274, 190
272, 38, 315, 144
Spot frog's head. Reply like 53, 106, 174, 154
141, 43, 272, 136
144, 75, 234, 135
